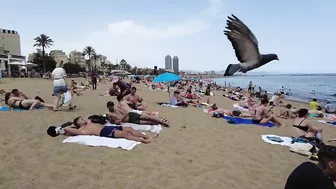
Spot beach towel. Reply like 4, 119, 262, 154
261, 135, 293, 146
121, 122, 162, 133
0, 106, 10, 111
0, 106, 43, 111
223, 116, 275, 127
316, 120, 336, 126
233, 103, 249, 112
62, 135, 140, 150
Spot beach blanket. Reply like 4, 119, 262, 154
0, 106, 43, 111
316, 120, 336, 126
261, 135, 293, 146
62, 122, 162, 150
233, 103, 249, 112
156, 102, 178, 108
223, 116, 275, 127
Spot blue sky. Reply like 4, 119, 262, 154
1, 0, 335, 73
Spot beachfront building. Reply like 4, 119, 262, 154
0, 28, 26, 76
165, 55, 172, 70
173, 56, 179, 73
69, 50, 86, 67
49, 50, 68, 67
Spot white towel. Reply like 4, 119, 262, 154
261, 135, 293, 146
121, 123, 162, 133
161, 104, 178, 108
233, 103, 249, 112
62, 135, 140, 150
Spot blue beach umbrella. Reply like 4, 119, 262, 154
153, 72, 181, 83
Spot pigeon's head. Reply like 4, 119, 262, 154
262, 54, 279, 64
269, 54, 279, 61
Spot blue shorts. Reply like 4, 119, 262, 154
100, 126, 123, 138
53, 86, 67, 96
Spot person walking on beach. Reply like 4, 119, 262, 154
91, 71, 97, 90
51, 61, 68, 111
248, 81, 253, 93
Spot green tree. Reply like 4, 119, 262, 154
91, 53, 100, 72
82, 46, 95, 71
63, 63, 86, 74
32, 53, 56, 72
33, 34, 54, 72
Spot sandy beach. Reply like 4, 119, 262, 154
0, 78, 335, 189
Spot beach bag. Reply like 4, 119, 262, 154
88, 115, 107, 125
62, 91, 72, 106
289, 142, 313, 156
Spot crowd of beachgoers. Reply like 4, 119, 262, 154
1, 65, 336, 188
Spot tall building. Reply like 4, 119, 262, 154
173, 56, 179, 73
165, 55, 172, 69
69, 50, 86, 66
49, 50, 68, 66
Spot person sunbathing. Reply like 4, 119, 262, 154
292, 108, 322, 140
208, 103, 254, 117
71, 80, 86, 91
170, 91, 188, 107
279, 104, 297, 119
124, 86, 148, 111
4, 92, 54, 110
253, 99, 285, 126
0, 89, 7, 94
64, 116, 157, 143
107, 100, 158, 117
106, 101, 169, 127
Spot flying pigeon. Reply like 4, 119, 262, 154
223, 14, 279, 76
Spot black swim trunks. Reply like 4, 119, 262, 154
100, 126, 123, 138
128, 103, 137, 110
252, 119, 262, 124
128, 112, 141, 124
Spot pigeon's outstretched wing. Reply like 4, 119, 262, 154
224, 14, 261, 63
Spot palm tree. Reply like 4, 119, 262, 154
82, 46, 95, 71
91, 53, 100, 72
33, 34, 54, 72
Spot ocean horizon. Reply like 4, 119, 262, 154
212, 73, 336, 105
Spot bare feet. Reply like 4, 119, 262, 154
142, 134, 158, 144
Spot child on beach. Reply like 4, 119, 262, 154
279, 104, 297, 119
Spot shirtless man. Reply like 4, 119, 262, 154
253, 99, 284, 126
64, 116, 157, 143
125, 87, 148, 110
106, 101, 169, 127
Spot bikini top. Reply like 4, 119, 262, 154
293, 118, 309, 132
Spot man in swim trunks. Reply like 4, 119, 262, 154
64, 116, 157, 143
106, 101, 169, 127
109, 77, 131, 101
124, 87, 148, 110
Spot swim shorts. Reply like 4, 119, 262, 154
128, 112, 141, 124
100, 126, 123, 138
252, 119, 262, 124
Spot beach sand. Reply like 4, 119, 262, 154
0, 78, 335, 189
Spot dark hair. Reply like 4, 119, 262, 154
297, 108, 309, 118
318, 144, 336, 169
131, 87, 136, 90
174, 91, 180, 95
106, 101, 114, 107
4, 92, 11, 105
73, 117, 81, 128
286, 104, 292, 109
11, 89, 19, 93
250, 93, 255, 97
117, 95, 123, 102
261, 99, 269, 104
232, 110, 241, 117
313, 98, 317, 102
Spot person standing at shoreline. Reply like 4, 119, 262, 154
248, 81, 253, 93
91, 71, 97, 90
51, 61, 68, 111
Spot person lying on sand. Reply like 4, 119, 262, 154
63, 116, 157, 143
5, 92, 54, 110
106, 101, 169, 127
107, 100, 158, 117
253, 99, 285, 127
208, 103, 254, 117
292, 108, 322, 140
124, 87, 148, 111
11, 89, 45, 102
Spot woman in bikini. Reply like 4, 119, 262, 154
4, 92, 54, 110
293, 108, 322, 139
253, 98, 284, 126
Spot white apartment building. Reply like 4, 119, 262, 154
49, 50, 68, 66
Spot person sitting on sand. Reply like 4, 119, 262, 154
292, 108, 322, 140
208, 103, 254, 117
110, 77, 131, 100
269, 93, 284, 106
309, 98, 322, 111
64, 116, 157, 143
170, 91, 188, 107
124, 87, 148, 111
325, 102, 336, 114
253, 99, 285, 126
4, 92, 54, 110
279, 104, 298, 119
106, 99, 169, 127
285, 143, 336, 189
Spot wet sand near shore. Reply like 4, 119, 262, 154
0, 78, 335, 189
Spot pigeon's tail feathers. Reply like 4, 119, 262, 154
224, 64, 241, 76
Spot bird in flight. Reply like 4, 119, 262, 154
223, 14, 279, 76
